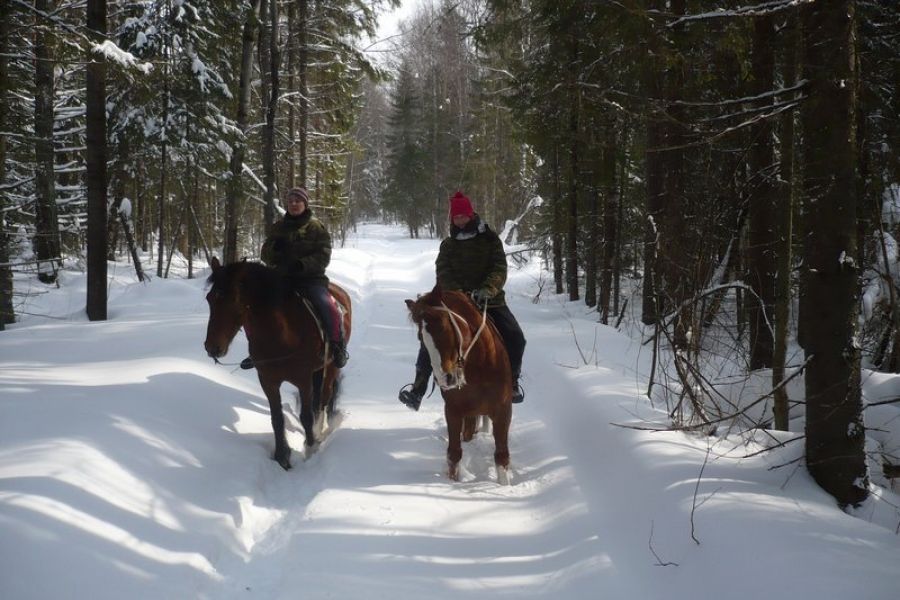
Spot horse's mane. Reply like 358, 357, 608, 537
207, 261, 290, 308
415, 287, 481, 327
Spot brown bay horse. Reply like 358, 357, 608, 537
204, 258, 352, 470
405, 286, 513, 484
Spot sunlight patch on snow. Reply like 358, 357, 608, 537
0, 359, 257, 396
0, 440, 184, 530
111, 417, 203, 468
3, 494, 219, 576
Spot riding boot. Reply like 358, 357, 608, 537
240, 356, 254, 370
511, 373, 524, 404
398, 369, 430, 411
331, 340, 349, 368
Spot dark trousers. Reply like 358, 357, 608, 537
415, 305, 525, 379
296, 283, 342, 344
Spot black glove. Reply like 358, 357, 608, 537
271, 238, 287, 254
287, 261, 304, 282
471, 287, 492, 305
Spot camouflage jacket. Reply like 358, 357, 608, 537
260, 210, 331, 286
436, 215, 507, 307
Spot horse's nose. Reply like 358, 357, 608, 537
444, 372, 458, 388
204, 341, 220, 358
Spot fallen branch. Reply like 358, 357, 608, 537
649, 521, 679, 567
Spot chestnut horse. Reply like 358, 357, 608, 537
405, 286, 513, 484
204, 258, 352, 470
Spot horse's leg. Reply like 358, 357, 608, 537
260, 378, 292, 470
462, 416, 477, 442
445, 404, 463, 481
491, 404, 512, 485
296, 377, 318, 454
312, 369, 326, 440
321, 364, 339, 423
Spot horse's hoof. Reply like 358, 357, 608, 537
304, 442, 320, 459
274, 449, 292, 470
448, 463, 459, 481
497, 466, 511, 486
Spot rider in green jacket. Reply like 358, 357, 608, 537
399, 191, 526, 409
242, 187, 348, 370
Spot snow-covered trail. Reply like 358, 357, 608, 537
200, 225, 900, 599
202, 227, 635, 598
3, 223, 900, 600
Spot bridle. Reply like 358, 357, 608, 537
430, 300, 489, 389
208, 283, 326, 369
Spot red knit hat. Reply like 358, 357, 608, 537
449, 191, 474, 219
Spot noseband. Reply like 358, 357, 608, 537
431, 301, 488, 389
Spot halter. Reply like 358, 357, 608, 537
432, 300, 489, 388
210, 292, 332, 370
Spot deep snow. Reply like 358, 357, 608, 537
1, 223, 899, 599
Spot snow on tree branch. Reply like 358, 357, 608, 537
92, 41, 153, 75
669, 0, 814, 28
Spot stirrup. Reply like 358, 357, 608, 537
511, 383, 524, 404
240, 357, 254, 370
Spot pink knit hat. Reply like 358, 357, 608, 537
449, 191, 474, 218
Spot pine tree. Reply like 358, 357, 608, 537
800, 0, 868, 507
383, 65, 428, 236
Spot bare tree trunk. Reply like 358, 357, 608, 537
33, 0, 61, 284
773, 10, 798, 431
107, 137, 129, 260
585, 186, 597, 308
642, 0, 663, 325
156, 70, 168, 278
800, 0, 868, 507
86, 0, 107, 320
225, 0, 262, 263
189, 203, 212, 266
287, 0, 296, 186
599, 136, 617, 325
187, 173, 199, 279
119, 211, 144, 282
552, 145, 564, 295
663, 0, 689, 349
614, 145, 626, 317
748, 13, 776, 369
262, 0, 281, 231
565, 34, 580, 302
0, 2, 13, 327
298, 0, 309, 185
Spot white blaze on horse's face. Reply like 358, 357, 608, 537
420, 324, 465, 390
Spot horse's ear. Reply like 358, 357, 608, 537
404, 299, 415, 310
211, 256, 222, 271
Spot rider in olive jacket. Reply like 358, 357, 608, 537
241, 187, 347, 370
261, 205, 332, 286
399, 191, 526, 410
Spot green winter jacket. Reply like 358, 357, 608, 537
260, 210, 331, 286
436, 215, 507, 307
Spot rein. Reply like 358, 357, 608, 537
435, 300, 489, 387
210, 294, 326, 370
